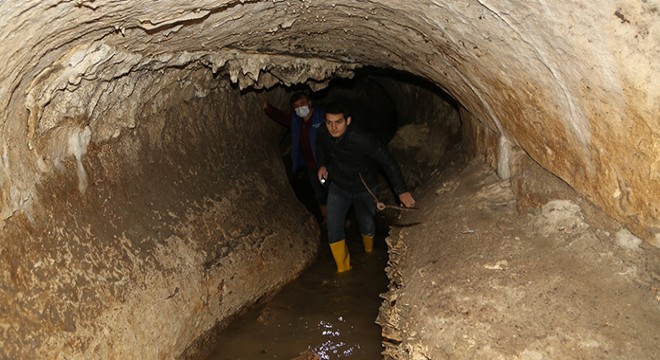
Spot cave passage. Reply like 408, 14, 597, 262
2, 2, 657, 359
190, 70, 461, 359
261, 68, 459, 223
142, 68, 460, 359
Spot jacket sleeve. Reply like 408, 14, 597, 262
263, 103, 293, 127
362, 133, 409, 195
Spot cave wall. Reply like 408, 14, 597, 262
0, 0, 658, 357
0, 67, 318, 358
3, 1, 654, 243
383, 78, 461, 189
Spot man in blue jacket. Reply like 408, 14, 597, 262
317, 102, 416, 273
260, 92, 327, 223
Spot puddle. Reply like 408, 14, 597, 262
204, 220, 390, 359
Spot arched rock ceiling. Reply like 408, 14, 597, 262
0, 0, 658, 242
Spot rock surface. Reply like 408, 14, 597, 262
0, 80, 320, 358
0, 0, 658, 358
379, 156, 659, 359
1, 0, 657, 244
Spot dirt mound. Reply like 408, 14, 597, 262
379, 159, 660, 359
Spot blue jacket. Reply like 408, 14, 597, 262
291, 108, 325, 172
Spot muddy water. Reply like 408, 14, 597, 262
205, 222, 390, 360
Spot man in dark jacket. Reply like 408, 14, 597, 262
260, 92, 327, 223
317, 102, 415, 273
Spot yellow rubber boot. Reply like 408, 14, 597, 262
329, 240, 352, 273
362, 234, 374, 253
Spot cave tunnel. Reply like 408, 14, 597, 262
1, 1, 658, 359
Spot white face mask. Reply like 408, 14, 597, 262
295, 105, 311, 118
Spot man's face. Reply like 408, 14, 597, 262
292, 97, 312, 119
292, 97, 309, 109
325, 112, 351, 138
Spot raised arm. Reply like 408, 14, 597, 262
258, 94, 292, 127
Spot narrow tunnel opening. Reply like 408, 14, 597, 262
251, 67, 461, 225
182, 68, 462, 359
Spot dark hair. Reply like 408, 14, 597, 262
289, 92, 309, 106
324, 101, 350, 117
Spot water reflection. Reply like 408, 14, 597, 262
205, 220, 390, 359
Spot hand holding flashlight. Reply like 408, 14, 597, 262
318, 166, 328, 185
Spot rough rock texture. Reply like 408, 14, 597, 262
0, 72, 319, 358
379, 157, 659, 359
386, 78, 461, 190
0, 0, 658, 358
1, 0, 657, 244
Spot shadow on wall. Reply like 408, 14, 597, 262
257, 68, 462, 216
253, 72, 403, 223
315, 71, 398, 144
315, 67, 458, 145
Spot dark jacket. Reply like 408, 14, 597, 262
316, 124, 408, 194
290, 108, 325, 172
264, 104, 325, 172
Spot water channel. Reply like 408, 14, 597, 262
204, 217, 391, 359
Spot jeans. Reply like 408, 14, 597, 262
327, 182, 377, 243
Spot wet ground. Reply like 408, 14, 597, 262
204, 216, 392, 360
